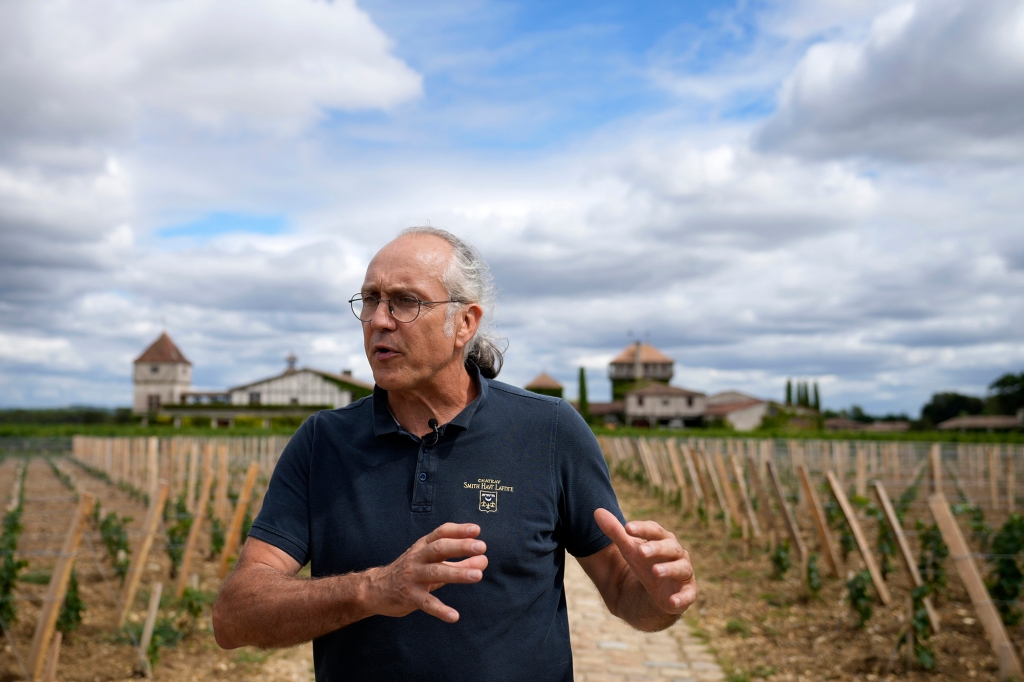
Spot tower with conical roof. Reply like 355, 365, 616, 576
525, 372, 563, 398
608, 341, 674, 401
133, 332, 192, 414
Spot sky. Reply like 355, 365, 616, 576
1, 0, 1023, 415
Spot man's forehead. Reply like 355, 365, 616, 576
363, 234, 451, 288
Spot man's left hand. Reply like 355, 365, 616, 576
594, 508, 697, 614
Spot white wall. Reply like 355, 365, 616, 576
625, 394, 706, 421
133, 362, 191, 413
229, 370, 351, 408
725, 403, 769, 432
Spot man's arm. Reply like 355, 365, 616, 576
212, 523, 488, 649
577, 508, 697, 633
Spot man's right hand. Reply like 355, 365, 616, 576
365, 522, 488, 623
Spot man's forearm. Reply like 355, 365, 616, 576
213, 563, 373, 649
610, 566, 680, 632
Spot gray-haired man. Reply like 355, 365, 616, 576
212, 228, 697, 681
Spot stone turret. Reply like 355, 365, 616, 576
133, 332, 192, 414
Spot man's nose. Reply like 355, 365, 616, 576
369, 299, 396, 330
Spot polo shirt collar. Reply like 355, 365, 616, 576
372, 362, 488, 438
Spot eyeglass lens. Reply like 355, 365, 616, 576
352, 295, 422, 322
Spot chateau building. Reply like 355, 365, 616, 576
132, 333, 192, 414
608, 342, 674, 400
131, 333, 372, 425
525, 372, 563, 398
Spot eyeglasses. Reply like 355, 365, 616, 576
349, 293, 465, 323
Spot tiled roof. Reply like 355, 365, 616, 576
586, 401, 624, 415
610, 342, 673, 365
706, 391, 762, 407
705, 399, 764, 416
938, 415, 1020, 430
626, 383, 704, 397
525, 372, 563, 390
228, 367, 374, 393
135, 332, 191, 365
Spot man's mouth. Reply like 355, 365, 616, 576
374, 344, 400, 361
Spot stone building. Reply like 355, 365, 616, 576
608, 342, 674, 400
226, 355, 372, 409
525, 372, 563, 398
133, 332, 192, 414
623, 383, 706, 428
705, 391, 770, 432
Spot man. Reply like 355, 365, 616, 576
213, 228, 697, 681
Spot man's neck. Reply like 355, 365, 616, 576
386, 362, 479, 438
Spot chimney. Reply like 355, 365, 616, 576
342, 369, 353, 378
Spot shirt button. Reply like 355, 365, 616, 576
418, 472, 427, 482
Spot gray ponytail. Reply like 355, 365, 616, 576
398, 227, 505, 378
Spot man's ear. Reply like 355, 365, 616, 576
453, 303, 483, 350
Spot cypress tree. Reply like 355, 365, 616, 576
813, 382, 821, 411
802, 382, 810, 407
786, 379, 792, 406
578, 367, 590, 424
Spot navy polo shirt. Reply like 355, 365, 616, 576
247, 364, 624, 682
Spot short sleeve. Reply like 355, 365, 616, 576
553, 400, 626, 557
248, 416, 314, 565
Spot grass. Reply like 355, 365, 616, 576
725, 618, 751, 637
20, 570, 51, 585
235, 648, 272, 665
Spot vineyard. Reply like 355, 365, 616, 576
598, 436, 1024, 681
0, 436, 295, 681
0, 435, 1022, 680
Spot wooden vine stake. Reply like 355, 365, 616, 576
41, 631, 61, 682
796, 465, 840, 578
700, 449, 731, 532
730, 451, 761, 538
28, 493, 95, 681
712, 451, 742, 528
825, 472, 891, 605
214, 443, 230, 523
927, 493, 1023, 681
872, 481, 940, 633
218, 462, 260, 578
746, 457, 776, 540
680, 444, 708, 507
176, 448, 215, 597
118, 481, 170, 628
137, 582, 163, 678
766, 461, 806, 563
665, 439, 691, 513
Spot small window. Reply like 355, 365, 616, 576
637, 396, 644, 406
687, 397, 693, 407
289, 397, 299, 405
662, 399, 669, 407
249, 392, 261, 405
150, 365, 159, 374
147, 394, 161, 411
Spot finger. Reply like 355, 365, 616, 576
417, 561, 484, 585
666, 581, 698, 611
637, 538, 684, 562
423, 523, 481, 544
423, 538, 487, 563
594, 508, 633, 550
650, 558, 694, 581
443, 555, 489, 571
416, 591, 460, 623
625, 520, 672, 541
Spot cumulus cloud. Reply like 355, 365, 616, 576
758, 0, 1024, 161
0, 0, 421, 149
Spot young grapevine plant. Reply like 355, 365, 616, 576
987, 513, 1024, 626
846, 571, 873, 628
165, 495, 193, 579
100, 512, 132, 584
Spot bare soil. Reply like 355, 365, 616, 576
0, 457, 312, 682
612, 474, 1012, 682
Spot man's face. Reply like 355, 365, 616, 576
360, 234, 466, 392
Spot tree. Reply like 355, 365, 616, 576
578, 367, 590, 424
989, 372, 1024, 415
813, 382, 821, 411
921, 392, 984, 426
785, 379, 792, 406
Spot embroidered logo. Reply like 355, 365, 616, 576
463, 478, 514, 513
